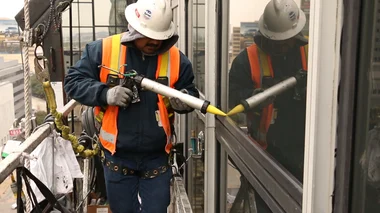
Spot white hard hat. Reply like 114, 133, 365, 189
125, 0, 175, 40
258, 0, 306, 40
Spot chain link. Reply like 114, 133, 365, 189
37, 0, 69, 43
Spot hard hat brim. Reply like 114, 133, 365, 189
259, 9, 307, 41
125, 4, 176, 41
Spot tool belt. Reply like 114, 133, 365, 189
101, 156, 169, 179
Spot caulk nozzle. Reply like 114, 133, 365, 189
206, 105, 227, 116
227, 104, 245, 116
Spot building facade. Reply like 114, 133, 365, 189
0, 82, 15, 146
0, 57, 24, 119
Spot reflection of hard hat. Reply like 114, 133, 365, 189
125, 0, 175, 40
259, 0, 306, 40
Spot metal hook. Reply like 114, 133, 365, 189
34, 57, 50, 83
34, 44, 44, 60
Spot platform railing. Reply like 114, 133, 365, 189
0, 99, 194, 213
0, 99, 79, 183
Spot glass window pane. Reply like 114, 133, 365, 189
225, 0, 309, 211
351, 1, 380, 212
62, 6, 70, 27
95, 27, 110, 40
227, 159, 271, 212
69, 2, 79, 27
192, 1, 205, 93
193, 28, 205, 93
62, 27, 82, 73
115, 1, 133, 28
79, 3, 93, 27
94, 0, 112, 26
193, 4, 205, 28
78, 27, 94, 51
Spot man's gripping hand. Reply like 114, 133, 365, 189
106, 85, 133, 107
169, 89, 192, 111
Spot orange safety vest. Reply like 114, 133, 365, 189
246, 44, 308, 149
94, 33, 180, 155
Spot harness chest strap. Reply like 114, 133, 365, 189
94, 33, 180, 155
246, 44, 308, 148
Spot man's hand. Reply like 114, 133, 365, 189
169, 89, 192, 111
106, 85, 133, 107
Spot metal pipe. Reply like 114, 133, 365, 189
134, 75, 226, 116
61, 99, 79, 117
227, 76, 298, 116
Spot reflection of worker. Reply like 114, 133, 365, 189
360, 125, 380, 212
64, 0, 199, 212
109, 0, 137, 35
228, 0, 308, 212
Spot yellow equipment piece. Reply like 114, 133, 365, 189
227, 104, 245, 116
206, 105, 227, 116
34, 57, 98, 158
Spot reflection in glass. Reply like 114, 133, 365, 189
79, 3, 93, 26
108, 0, 136, 35
353, 2, 380, 211
193, 1, 205, 93
95, 0, 112, 25
62, 27, 81, 73
226, 0, 309, 212
95, 27, 110, 40
79, 27, 95, 50
227, 160, 260, 213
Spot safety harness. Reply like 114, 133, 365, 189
93, 33, 180, 179
246, 44, 308, 149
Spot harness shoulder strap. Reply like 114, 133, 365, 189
247, 44, 274, 88
247, 45, 262, 87
100, 34, 127, 83
156, 46, 180, 88
246, 44, 275, 149
95, 34, 127, 123
300, 45, 308, 71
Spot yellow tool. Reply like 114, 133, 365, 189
227, 75, 304, 116
227, 104, 245, 116
206, 105, 227, 116
133, 74, 227, 116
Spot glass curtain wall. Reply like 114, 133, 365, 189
350, 0, 380, 212
221, 0, 310, 212
62, 0, 134, 71
192, 0, 205, 93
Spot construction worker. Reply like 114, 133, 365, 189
64, 0, 199, 212
228, 0, 308, 212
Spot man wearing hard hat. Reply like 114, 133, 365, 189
64, 0, 199, 212
228, 0, 308, 212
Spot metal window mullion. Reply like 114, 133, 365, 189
205, 0, 218, 212
302, 0, 343, 212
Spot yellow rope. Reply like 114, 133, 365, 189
36, 60, 98, 158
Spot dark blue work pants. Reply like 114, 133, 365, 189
103, 152, 172, 213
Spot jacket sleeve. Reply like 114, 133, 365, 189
228, 49, 255, 109
173, 52, 200, 114
64, 40, 109, 107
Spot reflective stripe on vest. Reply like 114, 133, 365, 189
246, 44, 308, 148
94, 33, 180, 155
